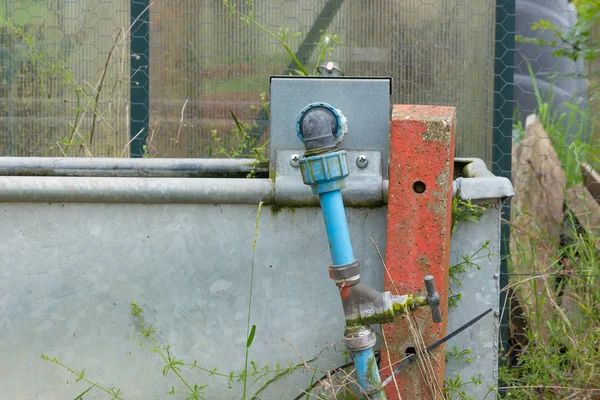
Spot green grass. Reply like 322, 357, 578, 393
513, 62, 600, 187
504, 62, 600, 399
500, 212, 599, 399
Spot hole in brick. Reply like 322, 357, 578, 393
405, 346, 416, 357
412, 181, 426, 194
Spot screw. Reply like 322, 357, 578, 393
290, 154, 300, 167
493, 273, 499, 280
494, 311, 500, 317
356, 155, 368, 168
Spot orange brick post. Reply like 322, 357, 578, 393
381, 105, 456, 399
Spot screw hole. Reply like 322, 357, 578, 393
412, 181, 426, 194
405, 347, 417, 357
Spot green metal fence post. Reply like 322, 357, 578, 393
130, 0, 150, 158
492, 0, 516, 395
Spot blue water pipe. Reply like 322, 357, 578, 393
294, 100, 444, 399
296, 103, 386, 399
318, 190, 354, 266
302, 152, 386, 399
355, 347, 386, 399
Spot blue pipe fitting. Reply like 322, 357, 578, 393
296, 102, 347, 145
298, 150, 349, 195
296, 102, 386, 400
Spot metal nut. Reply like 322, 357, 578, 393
344, 326, 377, 351
356, 155, 368, 168
290, 154, 300, 167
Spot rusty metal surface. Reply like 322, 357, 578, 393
382, 105, 455, 399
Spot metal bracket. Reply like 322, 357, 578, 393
275, 149, 383, 206
269, 77, 392, 179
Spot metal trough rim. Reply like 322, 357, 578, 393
0, 157, 267, 178
0, 157, 514, 204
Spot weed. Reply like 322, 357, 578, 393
451, 196, 487, 234
0, 16, 129, 157
40, 353, 124, 399
443, 373, 489, 400
214, 1, 341, 164
444, 348, 498, 400
243, 201, 262, 398
448, 241, 494, 309
449, 196, 494, 308
40, 202, 326, 399
222, 1, 341, 77
209, 93, 270, 168
516, 0, 600, 66
445, 346, 473, 365
520, 61, 598, 187
223, 0, 307, 75
500, 207, 600, 398
503, 22, 600, 394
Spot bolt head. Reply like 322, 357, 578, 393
493, 273, 499, 279
290, 154, 300, 167
356, 155, 368, 168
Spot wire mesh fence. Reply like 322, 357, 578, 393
500, 0, 599, 398
1, 0, 497, 160
0, 0, 130, 156
0, 0, 599, 398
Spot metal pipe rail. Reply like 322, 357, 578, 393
0, 157, 267, 178
0, 157, 514, 205
0, 176, 273, 204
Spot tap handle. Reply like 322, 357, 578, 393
424, 275, 442, 323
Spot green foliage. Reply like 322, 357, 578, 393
40, 353, 124, 399
222, 0, 340, 77
449, 196, 493, 308
209, 93, 270, 168
516, 0, 600, 64
242, 201, 262, 398
309, 32, 342, 76
513, 1, 599, 187
0, 17, 88, 152
500, 210, 600, 399
445, 346, 497, 399
513, 61, 599, 187
444, 373, 493, 400
42, 302, 318, 399
451, 197, 487, 234
223, 0, 308, 75
0, 15, 126, 156
448, 241, 494, 308
41, 202, 319, 400
446, 346, 473, 365
216, 1, 341, 164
